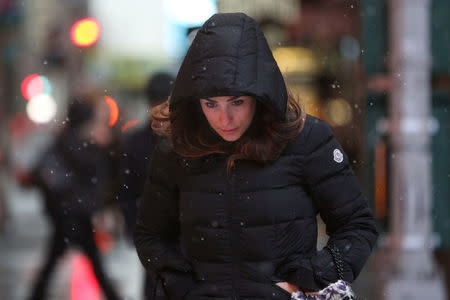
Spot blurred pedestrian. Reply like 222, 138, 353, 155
118, 71, 174, 299
27, 93, 122, 300
119, 72, 174, 240
134, 13, 378, 300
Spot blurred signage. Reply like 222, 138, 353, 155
217, 0, 299, 23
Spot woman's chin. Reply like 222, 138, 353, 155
219, 134, 241, 142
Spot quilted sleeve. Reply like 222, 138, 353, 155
282, 117, 378, 292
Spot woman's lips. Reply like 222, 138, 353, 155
220, 128, 238, 133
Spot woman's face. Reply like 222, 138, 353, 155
199, 95, 256, 142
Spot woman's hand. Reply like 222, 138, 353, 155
276, 282, 299, 294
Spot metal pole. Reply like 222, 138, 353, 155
384, 0, 446, 298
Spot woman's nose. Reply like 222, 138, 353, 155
218, 108, 232, 126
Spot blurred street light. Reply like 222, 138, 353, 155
70, 17, 100, 47
324, 98, 353, 127
104, 96, 118, 127
26, 94, 57, 124
21, 74, 52, 101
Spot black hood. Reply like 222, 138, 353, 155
170, 13, 287, 120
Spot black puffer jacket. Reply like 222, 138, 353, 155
134, 13, 378, 300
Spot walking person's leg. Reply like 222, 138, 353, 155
75, 215, 121, 300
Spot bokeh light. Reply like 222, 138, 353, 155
272, 47, 319, 75
26, 94, 57, 124
21, 74, 53, 100
325, 98, 353, 127
21, 74, 40, 100
104, 96, 118, 127
121, 120, 139, 133
71, 18, 101, 47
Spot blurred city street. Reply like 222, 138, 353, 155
0, 172, 143, 300
0, 0, 448, 299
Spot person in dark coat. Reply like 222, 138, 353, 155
27, 97, 122, 300
119, 72, 174, 240
134, 13, 378, 300
118, 72, 174, 299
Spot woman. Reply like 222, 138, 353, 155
134, 13, 378, 300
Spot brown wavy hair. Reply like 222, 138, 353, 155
152, 90, 306, 170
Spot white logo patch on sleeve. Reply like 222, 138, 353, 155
333, 149, 344, 163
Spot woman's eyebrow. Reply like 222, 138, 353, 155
227, 96, 240, 102
203, 96, 240, 102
